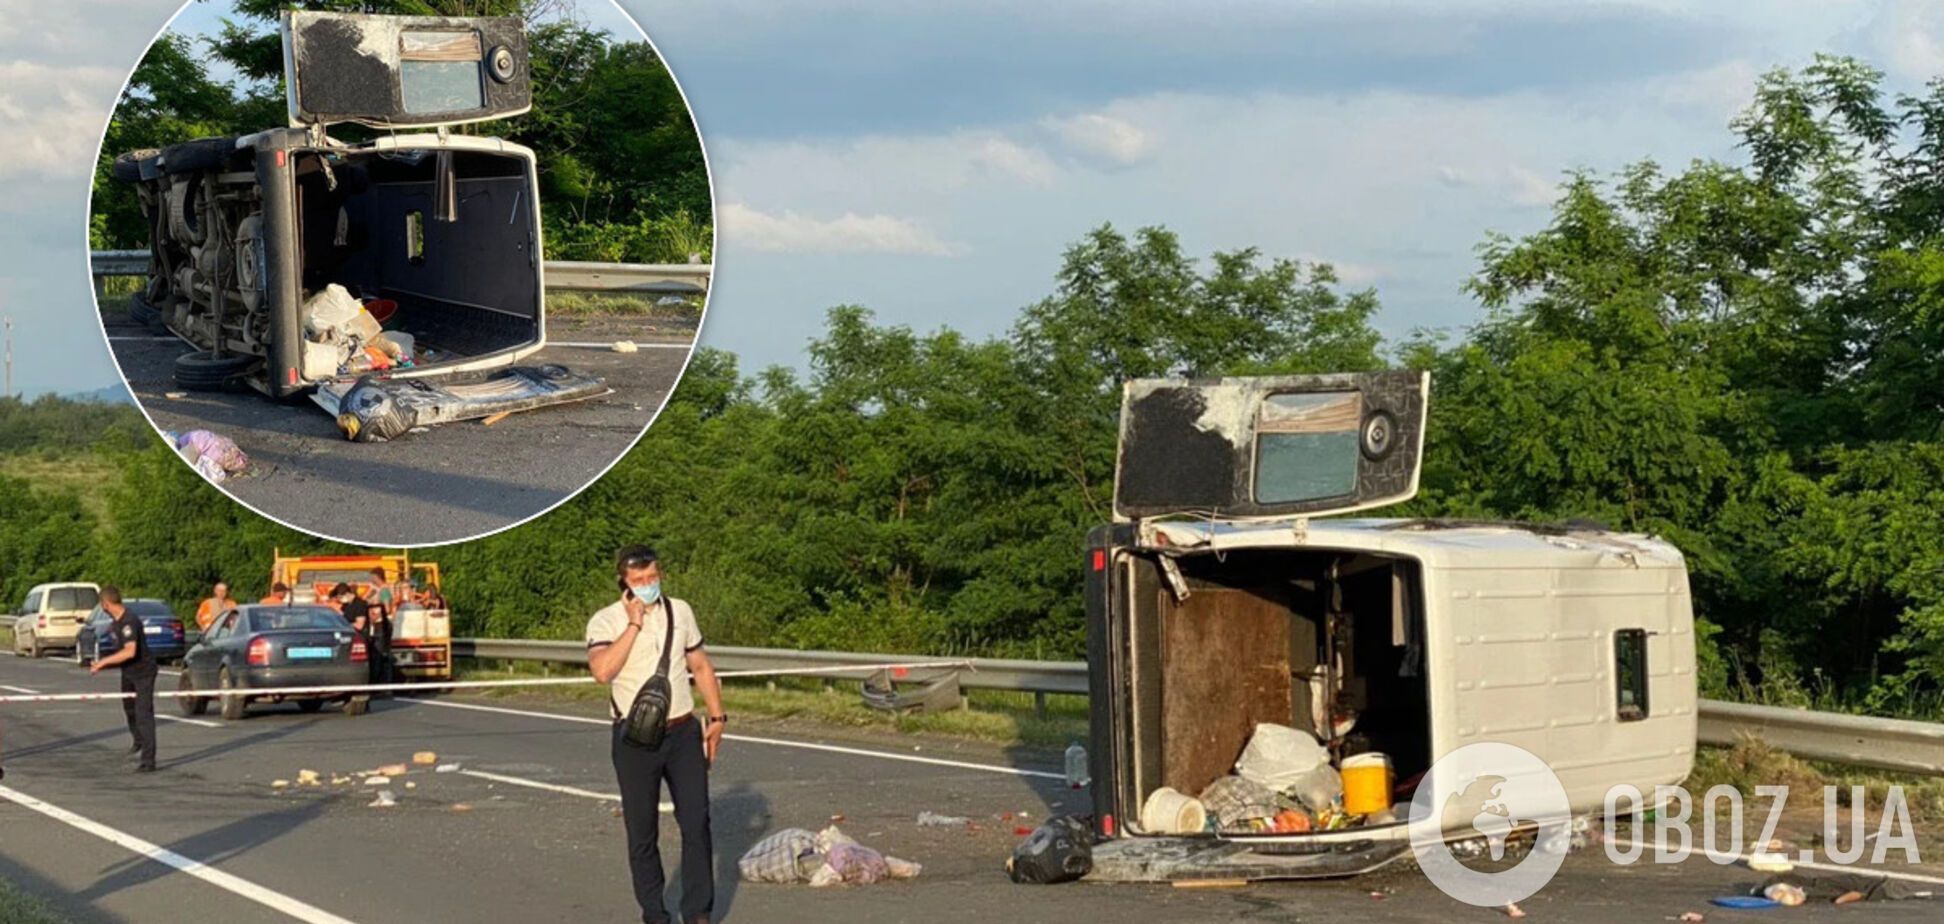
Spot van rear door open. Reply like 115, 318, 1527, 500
1112, 371, 1429, 522
284, 11, 531, 129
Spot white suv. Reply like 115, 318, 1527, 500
12, 583, 102, 658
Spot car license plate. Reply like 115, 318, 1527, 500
145, 626, 166, 634
287, 647, 334, 660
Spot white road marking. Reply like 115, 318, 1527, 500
551, 341, 693, 349
0, 784, 363, 924
456, 768, 673, 813
1, 684, 39, 694
413, 699, 1065, 780
160, 714, 223, 729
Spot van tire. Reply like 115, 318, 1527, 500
128, 291, 167, 334
179, 670, 207, 716
343, 696, 370, 717
28, 637, 43, 659
297, 699, 324, 714
112, 148, 160, 183
174, 350, 258, 391
218, 668, 247, 721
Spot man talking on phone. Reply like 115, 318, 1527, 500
588, 545, 725, 924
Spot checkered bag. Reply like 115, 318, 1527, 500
1199, 775, 1284, 832
738, 828, 820, 883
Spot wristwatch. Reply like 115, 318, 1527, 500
707, 714, 728, 726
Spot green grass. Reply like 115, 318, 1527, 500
0, 455, 124, 527
544, 290, 703, 319
0, 878, 71, 924
459, 663, 1088, 751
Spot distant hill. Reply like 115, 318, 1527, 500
65, 384, 136, 405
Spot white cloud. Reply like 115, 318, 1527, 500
1506, 166, 1562, 207
1872, 0, 1944, 83
1041, 112, 1153, 165
0, 61, 124, 180
720, 202, 961, 256
968, 136, 1057, 186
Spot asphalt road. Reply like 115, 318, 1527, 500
101, 309, 697, 546
2, 651, 1939, 924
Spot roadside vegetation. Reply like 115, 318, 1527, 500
8, 56, 1943, 723
0, 878, 71, 924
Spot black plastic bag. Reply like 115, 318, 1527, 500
1008, 815, 1093, 884
336, 377, 416, 443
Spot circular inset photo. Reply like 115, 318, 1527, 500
88, 1, 712, 546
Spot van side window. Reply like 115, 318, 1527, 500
23, 590, 43, 615
1615, 628, 1649, 722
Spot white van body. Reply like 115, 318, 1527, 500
12, 582, 104, 657
1082, 372, 1698, 880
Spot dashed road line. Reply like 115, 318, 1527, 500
0, 784, 363, 924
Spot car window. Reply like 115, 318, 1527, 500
248, 608, 347, 632
128, 601, 173, 619
47, 587, 99, 610
23, 591, 42, 614
211, 612, 240, 639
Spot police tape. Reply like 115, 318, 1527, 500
0, 660, 977, 705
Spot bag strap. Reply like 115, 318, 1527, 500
606, 599, 679, 720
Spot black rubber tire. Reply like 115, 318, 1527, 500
75, 640, 92, 667
127, 291, 167, 334
174, 350, 258, 391
159, 136, 238, 175
218, 668, 247, 721
28, 636, 43, 659
112, 148, 160, 183
179, 670, 207, 717
297, 699, 325, 714
343, 696, 370, 717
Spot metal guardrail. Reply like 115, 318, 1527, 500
453, 638, 1944, 776
89, 251, 710, 295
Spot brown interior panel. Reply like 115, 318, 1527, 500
1158, 585, 1294, 795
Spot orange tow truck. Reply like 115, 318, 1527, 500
270, 550, 453, 682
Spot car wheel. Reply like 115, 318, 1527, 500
128, 290, 169, 334
111, 148, 161, 183
75, 644, 90, 667
28, 636, 43, 659
297, 699, 325, 714
218, 667, 247, 721
343, 695, 370, 717
179, 669, 207, 716
174, 350, 260, 392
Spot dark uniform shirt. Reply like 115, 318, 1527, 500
111, 609, 156, 674
342, 598, 372, 634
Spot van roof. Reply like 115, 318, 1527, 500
1138, 517, 1686, 570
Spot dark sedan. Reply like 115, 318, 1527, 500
179, 604, 370, 720
75, 599, 187, 666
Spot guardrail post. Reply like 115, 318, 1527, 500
1034, 691, 1048, 721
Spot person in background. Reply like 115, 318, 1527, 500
260, 582, 291, 605
89, 585, 157, 773
332, 582, 366, 632
364, 568, 395, 690
417, 582, 448, 610
193, 581, 235, 633
588, 545, 725, 924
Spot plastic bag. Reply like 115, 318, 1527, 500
168, 429, 249, 483
738, 828, 819, 883
334, 378, 417, 443
1198, 775, 1284, 831
1235, 723, 1330, 788
1007, 816, 1093, 884
303, 284, 367, 338
814, 842, 891, 886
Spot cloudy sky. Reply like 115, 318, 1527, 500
1, 0, 1940, 397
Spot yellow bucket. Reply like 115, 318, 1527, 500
1340, 753, 1393, 815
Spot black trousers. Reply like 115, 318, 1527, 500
611, 717, 713, 924
121, 668, 156, 768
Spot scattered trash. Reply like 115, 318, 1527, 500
740, 828, 820, 883
482, 411, 512, 426
1834, 891, 1864, 906
405, 781, 417, 790
1007, 816, 1093, 885
376, 763, 408, 777
435, 763, 461, 773
1678, 913, 1705, 923
1064, 742, 1089, 788
1013, 826, 1032, 836
1369, 891, 1386, 900
164, 391, 187, 400
1710, 896, 1779, 910
812, 843, 893, 887
451, 803, 474, 813
364, 776, 390, 787
412, 751, 438, 766
272, 779, 289, 789
165, 430, 249, 483
1764, 883, 1807, 907
740, 825, 920, 887
1233, 722, 1341, 812
917, 811, 970, 828
1339, 752, 1393, 815
369, 790, 397, 808
1140, 786, 1207, 835
331, 775, 352, 786
1503, 902, 1526, 918
1172, 879, 1249, 889
1748, 852, 1794, 873
829, 814, 845, 824
1198, 776, 1287, 833
613, 340, 639, 353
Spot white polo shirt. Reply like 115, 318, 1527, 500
586, 596, 704, 721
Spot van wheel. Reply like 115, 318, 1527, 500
28, 637, 43, 659
174, 350, 259, 391
297, 699, 324, 714
179, 670, 207, 716
128, 291, 168, 334
112, 148, 160, 183
343, 696, 370, 717
218, 668, 247, 720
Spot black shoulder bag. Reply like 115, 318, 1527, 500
617, 603, 677, 749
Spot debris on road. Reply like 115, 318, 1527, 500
738, 825, 921, 887
1007, 816, 1093, 885
1678, 913, 1705, 922
1502, 902, 1526, 918
297, 769, 320, 786
1710, 896, 1779, 910
405, 781, 417, 790
613, 341, 639, 353
451, 803, 474, 813
1834, 891, 1865, 905
272, 779, 289, 789
916, 811, 970, 828
412, 751, 438, 766
166, 429, 249, 483
365, 776, 391, 786
369, 790, 397, 808
482, 411, 512, 426
376, 763, 408, 776
435, 763, 461, 773
1171, 879, 1247, 889
1747, 851, 1793, 873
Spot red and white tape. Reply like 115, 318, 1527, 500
0, 660, 975, 704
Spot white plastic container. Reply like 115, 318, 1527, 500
1140, 787, 1207, 835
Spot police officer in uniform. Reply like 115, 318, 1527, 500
88, 585, 157, 772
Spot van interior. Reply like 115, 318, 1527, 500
294, 147, 540, 370
1124, 547, 1430, 836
